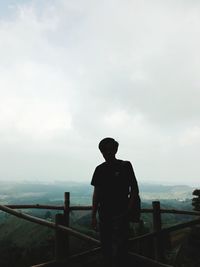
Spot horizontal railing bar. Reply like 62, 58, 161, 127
1, 205, 153, 213
70, 207, 154, 213
130, 231, 155, 242
70, 206, 92, 211
0, 205, 100, 245
129, 231, 156, 243
161, 217, 200, 234
70, 207, 200, 216
3, 204, 200, 217
31, 260, 58, 267
70, 247, 101, 260
160, 209, 200, 216
31, 248, 101, 267
2, 199, 200, 267
31, 251, 173, 267
142, 208, 154, 213
129, 217, 200, 243
1, 204, 200, 248
129, 252, 173, 267
5, 204, 64, 210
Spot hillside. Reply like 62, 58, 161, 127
0, 215, 54, 267
174, 226, 200, 267
0, 180, 197, 266
0, 180, 194, 205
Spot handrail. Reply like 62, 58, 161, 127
4, 202, 199, 245
0, 204, 100, 245
4, 204, 200, 216
2, 203, 200, 245
129, 252, 173, 267
161, 217, 200, 234
1, 203, 199, 247
160, 209, 200, 216
5, 204, 64, 210
1, 193, 200, 267
31, 251, 174, 267
129, 217, 200, 243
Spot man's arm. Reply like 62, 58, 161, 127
128, 171, 139, 208
126, 162, 140, 222
91, 186, 100, 230
128, 184, 141, 222
128, 184, 139, 208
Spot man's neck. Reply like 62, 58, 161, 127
105, 158, 117, 164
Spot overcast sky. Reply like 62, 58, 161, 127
0, 0, 200, 186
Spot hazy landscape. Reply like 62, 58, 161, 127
0, 180, 195, 204
0, 180, 197, 266
1, 0, 200, 266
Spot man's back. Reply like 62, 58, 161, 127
91, 159, 138, 218
91, 137, 140, 267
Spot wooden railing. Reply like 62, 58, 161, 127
0, 192, 200, 267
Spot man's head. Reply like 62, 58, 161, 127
98, 137, 119, 162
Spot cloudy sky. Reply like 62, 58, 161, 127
0, 0, 200, 186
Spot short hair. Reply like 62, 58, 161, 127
98, 137, 119, 152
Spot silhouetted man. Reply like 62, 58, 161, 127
91, 137, 140, 267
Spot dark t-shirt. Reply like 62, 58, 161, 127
91, 159, 139, 218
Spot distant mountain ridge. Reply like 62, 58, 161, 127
0, 180, 196, 266
139, 183, 192, 192
139, 183, 194, 200
0, 180, 195, 203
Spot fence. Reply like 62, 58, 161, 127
0, 192, 200, 267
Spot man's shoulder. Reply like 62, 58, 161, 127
95, 160, 132, 169
95, 162, 107, 170
119, 159, 131, 166
119, 160, 134, 173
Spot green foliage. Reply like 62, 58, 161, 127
0, 180, 196, 266
0, 215, 54, 267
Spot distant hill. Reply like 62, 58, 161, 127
0, 215, 54, 267
139, 183, 194, 200
0, 180, 197, 267
0, 180, 195, 204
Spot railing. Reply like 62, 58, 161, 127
0, 192, 200, 267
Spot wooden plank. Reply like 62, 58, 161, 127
129, 252, 173, 267
31, 248, 101, 267
129, 231, 156, 243
69, 247, 101, 261
31, 260, 58, 267
129, 218, 200, 244
161, 217, 200, 234
63, 192, 70, 257
152, 201, 164, 261
70, 206, 154, 213
70, 206, 200, 216
55, 214, 69, 261
160, 209, 200, 216
70, 206, 92, 211
2, 199, 200, 267
4, 204, 64, 210
4, 204, 199, 216
0, 204, 100, 245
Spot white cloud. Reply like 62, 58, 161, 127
179, 126, 200, 146
0, 0, 200, 185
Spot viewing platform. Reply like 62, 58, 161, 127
0, 191, 200, 267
